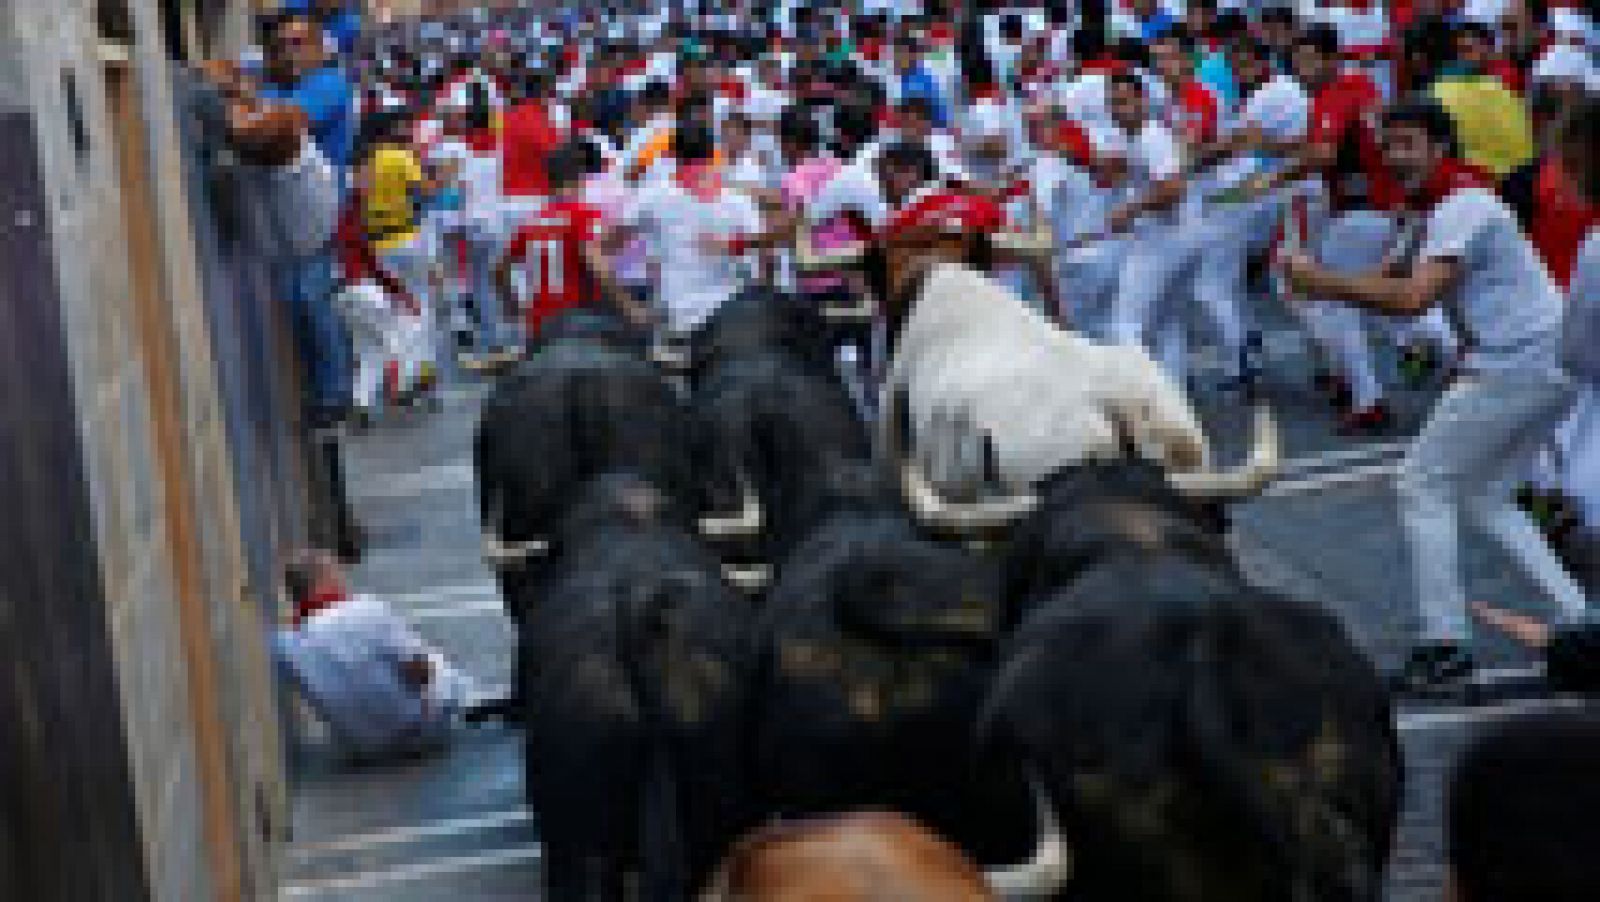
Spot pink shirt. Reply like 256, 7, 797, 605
783, 155, 860, 293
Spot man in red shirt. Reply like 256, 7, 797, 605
500, 69, 564, 209
496, 145, 646, 340
1258, 25, 1403, 433
872, 140, 1012, 326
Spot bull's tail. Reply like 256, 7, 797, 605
616, 581, 688, 899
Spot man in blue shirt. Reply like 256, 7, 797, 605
258, 11, 355, 169
253, 11, 356, 421
282, 0, 362, 58
893, 38, 949, 129
1129, 0, 1176, 42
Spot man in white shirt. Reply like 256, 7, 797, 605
806, 102, 891, 232
1187, 36, 1310, 392
273, 551, 471, 762
620, 124, 766, 334
1104, 71, 1198, 382
1283, 101, 1589, 692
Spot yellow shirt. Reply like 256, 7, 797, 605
1431, 76, 1535, 178
363, 147, 424, 250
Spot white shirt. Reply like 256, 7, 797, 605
1214, 74, 1309, 189
1116, 120, 1183, 231
807, 148, 890, 229
273, 595, 469, 759
1417, 187, 1566, 375
624, 180, 764, 332
1563, 230, 1600, 382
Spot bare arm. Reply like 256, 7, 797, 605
1280, 252, 1459, 317
1106, 175, 1186, 232
580, 240, 651, 329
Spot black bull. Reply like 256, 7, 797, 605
980, 460, 1404, 901
474, 322, 701, 609
517, 475, 755, 900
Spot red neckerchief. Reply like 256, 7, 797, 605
970, 84, 1002, 102
1415, 158, 1498, 212
1080, 57, 1126, 77
295, 587, 347, 625
675, 161, 725, 202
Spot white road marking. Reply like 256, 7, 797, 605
1261, 460, 1403, 499
387, 581, 499, 607
1396, 696, 1589, 732
407, 600, 509, 622
281, 844, 543, 898
292, 809, 533, 860
354, 461, 475, 500
1274, 440, 1408, 479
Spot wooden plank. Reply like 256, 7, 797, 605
106, 58, 246, 902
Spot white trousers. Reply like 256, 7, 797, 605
1111, 223, 1202, 383
1297, 208, 1393, 409
1399, 368, 1588, 643
1191, 194, 1283, 367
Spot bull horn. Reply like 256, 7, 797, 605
818, 292, 878, 323
990, 223, 1053, 259
984, 772, 1072, 897
1166, 402, 1281, 499
482, 498, 550, 569
483, 533, 550, 568
721, 563, 771, 593
699, 473, 764, 540
650, 331, 691, 372
885, 387, 1038, 534
794, 219, 867, 272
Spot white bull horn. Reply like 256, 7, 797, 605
1166, 401, 1281, 499
482, 498, 550, 568
649, 331, 692, 372
985, 772, 1073, 897
818, 292, 878, 323
794, 219, 867, 272
721, 563, 771, 593
884, 387, 1038, 534
483, 533, 550, 568
699, 473, 764, 540
990, 223, 1053, 259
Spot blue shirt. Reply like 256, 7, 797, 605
1197, 50, 1237, 111
899, 65, 949, 128
281, 1, 362, 57
261, 65, 355, 168
1139, 11, 1176, 42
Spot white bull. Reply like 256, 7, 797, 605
881, 264, 1279, 531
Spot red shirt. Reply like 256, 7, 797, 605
1484, 58, 1526, 96
501, 102, 563, 198
504, 201, 606, 334
884, 189, 1007, 241
1307, 72, 1403, 211
1169, 80, 1220, 146
1531, 157, 1599, 289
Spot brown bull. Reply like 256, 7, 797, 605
702, 811, 997, 901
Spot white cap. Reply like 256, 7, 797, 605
1532, 43, 1596, 86
1550, 8, 1598, 49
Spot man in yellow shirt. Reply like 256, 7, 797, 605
1427, 26, 1535, 179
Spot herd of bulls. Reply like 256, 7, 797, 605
474, 266, 1402, 900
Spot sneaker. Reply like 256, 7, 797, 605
1337, 402, 1392, 436
1313, 368, 1353, 411
1398, 342, 1440, 389
1394, 641, 1476, 695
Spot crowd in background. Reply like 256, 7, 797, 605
206, 1, 1600, 896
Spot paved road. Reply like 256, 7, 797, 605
278, 327, 1581, 900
